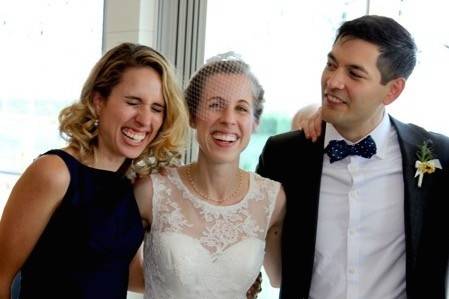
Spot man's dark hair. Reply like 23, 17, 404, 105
335, 15, 417, 84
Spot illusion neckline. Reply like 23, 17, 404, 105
170, 167, 254, 210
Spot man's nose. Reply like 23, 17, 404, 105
325, 69, 345, 90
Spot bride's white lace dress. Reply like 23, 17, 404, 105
143, 168, 280, 299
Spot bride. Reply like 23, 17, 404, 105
131, 53, 286, 299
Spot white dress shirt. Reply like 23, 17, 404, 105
309, 113, 406, 299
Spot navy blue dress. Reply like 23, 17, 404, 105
19, 150, 144, 299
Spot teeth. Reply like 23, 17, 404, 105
122, 128, 146, 142
327, 94, 344, 103
212, 132, 238, 142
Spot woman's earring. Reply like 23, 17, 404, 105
94, 119, 99, 127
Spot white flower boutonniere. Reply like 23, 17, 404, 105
414, 140, 442, 188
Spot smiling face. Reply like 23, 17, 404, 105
192, 73, 257, 164
94, 66, 165, 165
321, 37, 403, 141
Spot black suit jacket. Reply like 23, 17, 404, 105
256, 116, 449, 299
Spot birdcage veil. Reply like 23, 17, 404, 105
184, 51, 265, 125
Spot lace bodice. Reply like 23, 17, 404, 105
143, 168, 280, 299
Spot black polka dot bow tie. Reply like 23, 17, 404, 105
325, 135, 377, 163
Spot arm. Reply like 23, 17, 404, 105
133, 175, 154, 233
128, 244, 144, 293
0, 155, 69, 298
128, 175, 154, 292
263, 185, 286, 287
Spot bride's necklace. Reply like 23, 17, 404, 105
186, 164, 243, 203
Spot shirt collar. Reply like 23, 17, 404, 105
323, 112, 391, 160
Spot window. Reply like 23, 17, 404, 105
205, 0, 367, 172
0, 0, 103, 213
370, 0, 449, 136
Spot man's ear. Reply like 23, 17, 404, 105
383, 77, 405, 106
92, 92, 105, 116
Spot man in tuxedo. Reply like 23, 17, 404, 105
257, 15, 449, 299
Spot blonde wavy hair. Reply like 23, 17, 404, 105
59, 42, 188, 175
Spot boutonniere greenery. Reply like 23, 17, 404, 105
414, 140, 442, 188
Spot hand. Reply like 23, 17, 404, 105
299, 106, 322, 142
246, 272, 262, 299
158, 166, 169, 176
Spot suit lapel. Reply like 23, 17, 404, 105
301, 124, 326, 295
390, 117, 427, 273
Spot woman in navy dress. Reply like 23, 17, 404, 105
0, 42, 188, 299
